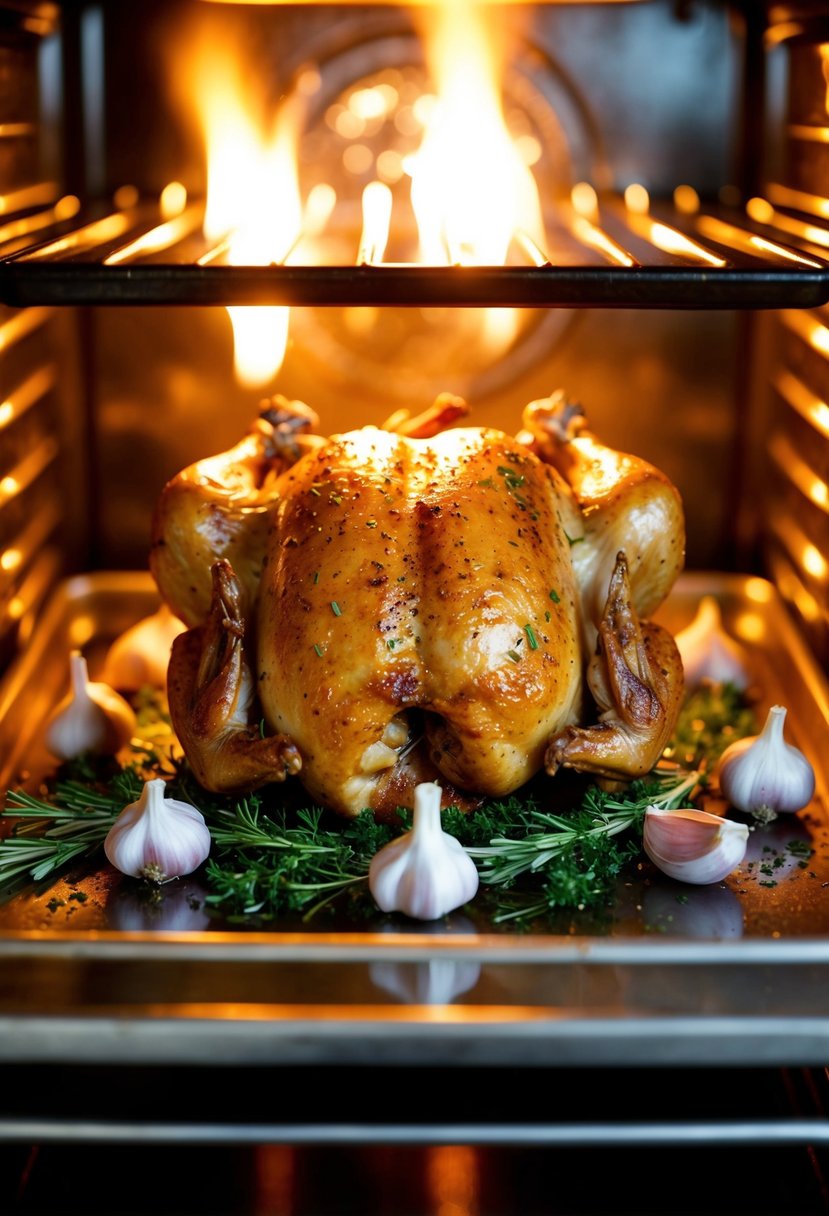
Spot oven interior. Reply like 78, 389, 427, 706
3, 0, 829, 1212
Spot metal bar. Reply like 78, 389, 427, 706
0, 1117, 827, 1147
1, 263, 828, 310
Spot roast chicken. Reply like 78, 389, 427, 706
150, 391, 686, 819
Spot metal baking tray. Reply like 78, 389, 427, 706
0, 569, 828, 1073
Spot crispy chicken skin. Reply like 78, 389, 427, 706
152, 392, 686, 819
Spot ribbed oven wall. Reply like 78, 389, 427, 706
0, 3, 85, 676
758, 18, 829, 666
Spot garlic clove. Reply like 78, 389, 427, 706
44, 650, 137, 761
104, 777, 212, 883
368, 781, 479, 921
717, 704, 816, 822
643, 805, 750, 885
101, 602, 185, 692
674, 595, 751, 691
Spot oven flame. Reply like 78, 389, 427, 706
181, 1, 548, 389
407, 0, 545, 266
193, 41, 304, 388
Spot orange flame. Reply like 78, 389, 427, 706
190, 39, 304, 388
407, 0, 544, 266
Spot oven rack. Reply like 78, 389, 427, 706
2, 190, 829, 309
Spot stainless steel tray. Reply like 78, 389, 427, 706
0, 569, 828, 1071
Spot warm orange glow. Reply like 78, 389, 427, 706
188, 37, 306, 388
406, 0, 545, 265
804, 542, 827, 580
771, 514, 829, 586
160, 181, 188, 219
20, 213, 132, 261
748, 195, 829, 252
673, 184, 700, 214
427, 1146, 479, 1216
0, 548, 21, 572
358, 180, 393, 264
571, 181, 599, 221
113, 184, 139, 210
696, 215, 823, 267
774, 368, 829, 437
104, 207, 203, 265
732, 610, 765, 644
767, 182, 829, 221
641, 219, 726, 265
571, 215, 636, 266
770, 432, 829, 511
624, 183, 650, 215
782, 311, 829, 359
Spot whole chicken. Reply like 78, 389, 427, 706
150, 391, 685, 819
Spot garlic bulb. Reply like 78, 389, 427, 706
101, 602, 185, 691
674, 595, 750, 690
45, 650, 137, 761
643, 805, 749, 885
717, 704, 815, 822
104, 777, 211, 883
369, 781, 479, 921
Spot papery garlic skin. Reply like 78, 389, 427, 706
644, 806, 749, 885
369, 782, 479, 921
104, 777, 211, 883
674, 595, 750, 691
101, 603, 185, 691
45, 651, 137, 761
718, 704, 815, 821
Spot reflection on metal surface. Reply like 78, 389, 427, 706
106, 879, 213, 933
641, 883, 744, 940
370, 957, 482, 1003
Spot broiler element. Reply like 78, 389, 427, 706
152, 392, 686, 819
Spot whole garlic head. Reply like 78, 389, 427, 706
643, 805, 750, 885
101, 602, 185, 691
717, 704, 815, 822
369, 782, 479, 921
44, 650, 137, 761
104, 777, 212, 883
674, 595, 750, 691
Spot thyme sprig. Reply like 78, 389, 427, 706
203, 801, 395, 920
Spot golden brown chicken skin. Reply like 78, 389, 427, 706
257, 426, 585, 815
154, 393, 686, 819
